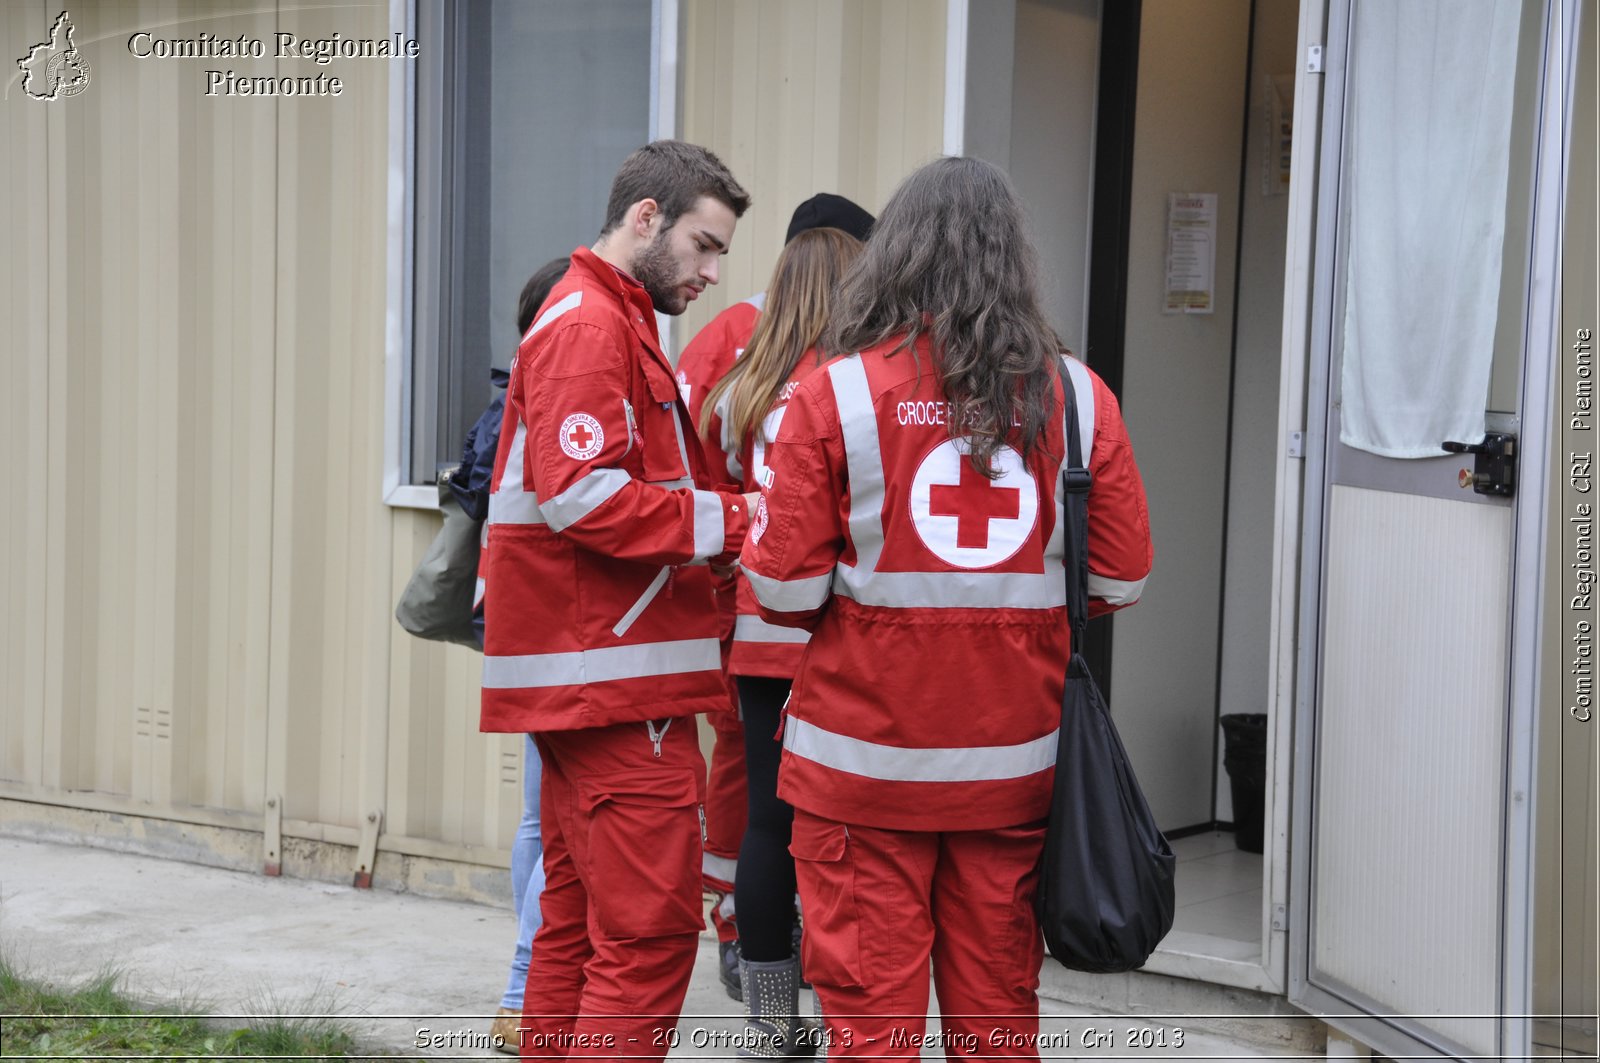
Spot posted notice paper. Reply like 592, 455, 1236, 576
1163, 192, 1218, 315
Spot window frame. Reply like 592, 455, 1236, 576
382, 0, 678, 509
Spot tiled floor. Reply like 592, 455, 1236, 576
1170, 831, 1264, 948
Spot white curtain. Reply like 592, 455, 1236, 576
1338, 0, 1522, 458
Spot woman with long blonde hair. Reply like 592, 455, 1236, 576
700, 225, 863, 1057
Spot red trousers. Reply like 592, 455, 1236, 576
702, 637, 746, 943
520, 720, 706, 1060
790, 810, 1047, 1061
702, 706, 746, 943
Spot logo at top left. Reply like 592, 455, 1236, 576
17, 11, 91, 101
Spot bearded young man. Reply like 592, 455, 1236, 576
479, 140, 755, 1059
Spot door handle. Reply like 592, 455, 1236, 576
1442, 432, 1516, 497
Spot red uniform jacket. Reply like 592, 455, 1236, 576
702, 355, 827, 678
740, 338, 1153, 831
676, 294, 762, 426
677, 295, 763, 645
479, 247, 750, 733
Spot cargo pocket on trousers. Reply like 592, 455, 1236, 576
580, 767, 705, 939
788, 814, 864, 989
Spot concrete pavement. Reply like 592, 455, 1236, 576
0, 835, 1309, 1059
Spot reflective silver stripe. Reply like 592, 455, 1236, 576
492, 292, 584, 524
783, 717, 1058, 783
504, 420, 528, 490
663, 401, 724, 556
702, 851, 738, 883
741, 564, 832, 613
613, 566, 671, 637
713, 389, 740, 460
1043, 466, 1067, 580
521, 290, 583, 343
693, 490, 726, 561
831, 565, 1067, 609
1061, 355, 1096, 468
733, 614, 812, 645
543, 467, 630, 532
1089, 571, 1147, 606
489, 489, 547, 526
482, 637, 721, 689
828, 358, 886, 572
669, 395, 695, 472
489, 421, 548, 526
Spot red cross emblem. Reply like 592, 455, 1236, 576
928, 459, 1022, 549
558, 412, 605, 460
910, 439, 1038, 568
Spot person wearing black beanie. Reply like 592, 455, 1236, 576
677, 191, 873, 1012
784, 193, 875, 245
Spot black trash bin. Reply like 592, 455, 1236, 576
1220, 714, 1268, 854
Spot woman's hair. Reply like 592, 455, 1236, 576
702, 227, 863, 448
826, 157, 1062, 477
516, 257, 573, 335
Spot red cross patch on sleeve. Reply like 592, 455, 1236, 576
558, 413, 605, 460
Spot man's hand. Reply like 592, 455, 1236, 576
710, 493, 761, 579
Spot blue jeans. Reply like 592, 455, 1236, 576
500, 733, 546, 1010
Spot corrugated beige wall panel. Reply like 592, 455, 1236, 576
127, 0, 187, 809
677, 0, 944, 349
0, 1, 54, 790
42, 7, 71, 797
195, 73, 279, 817
72, 2, 126, 798
265, 0, 392, 835
862, 0, 946, 210
387, 515, 440, 842
384, 512, 518, 852
41, 2, 192, 806
36, 0, 286, 818
5, 0, 520, 864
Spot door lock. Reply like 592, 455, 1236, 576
1442, 433, 1516, 497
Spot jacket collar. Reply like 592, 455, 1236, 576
567, 246, 668, 367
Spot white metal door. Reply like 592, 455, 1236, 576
1288, 0, 1575, 1059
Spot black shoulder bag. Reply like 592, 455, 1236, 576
1036, 367, 1176, 973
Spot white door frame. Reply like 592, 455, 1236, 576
1284, 0, 1573, 1057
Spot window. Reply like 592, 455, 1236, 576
388, 0, 656, 501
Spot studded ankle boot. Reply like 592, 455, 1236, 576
736, 956, 814, 1058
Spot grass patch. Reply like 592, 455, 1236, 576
0, 955, 371, 1060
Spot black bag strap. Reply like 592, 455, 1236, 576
1060, 361, 1092, 653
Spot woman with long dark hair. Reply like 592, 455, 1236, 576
741, 157, 1154, 1057
700, 226, 864, 1057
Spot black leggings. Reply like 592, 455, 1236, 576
733, 675, 797, 962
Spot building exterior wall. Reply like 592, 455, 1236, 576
0, 0, 521, 887
675, 0, 946, 347
1, 0, 950, 890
